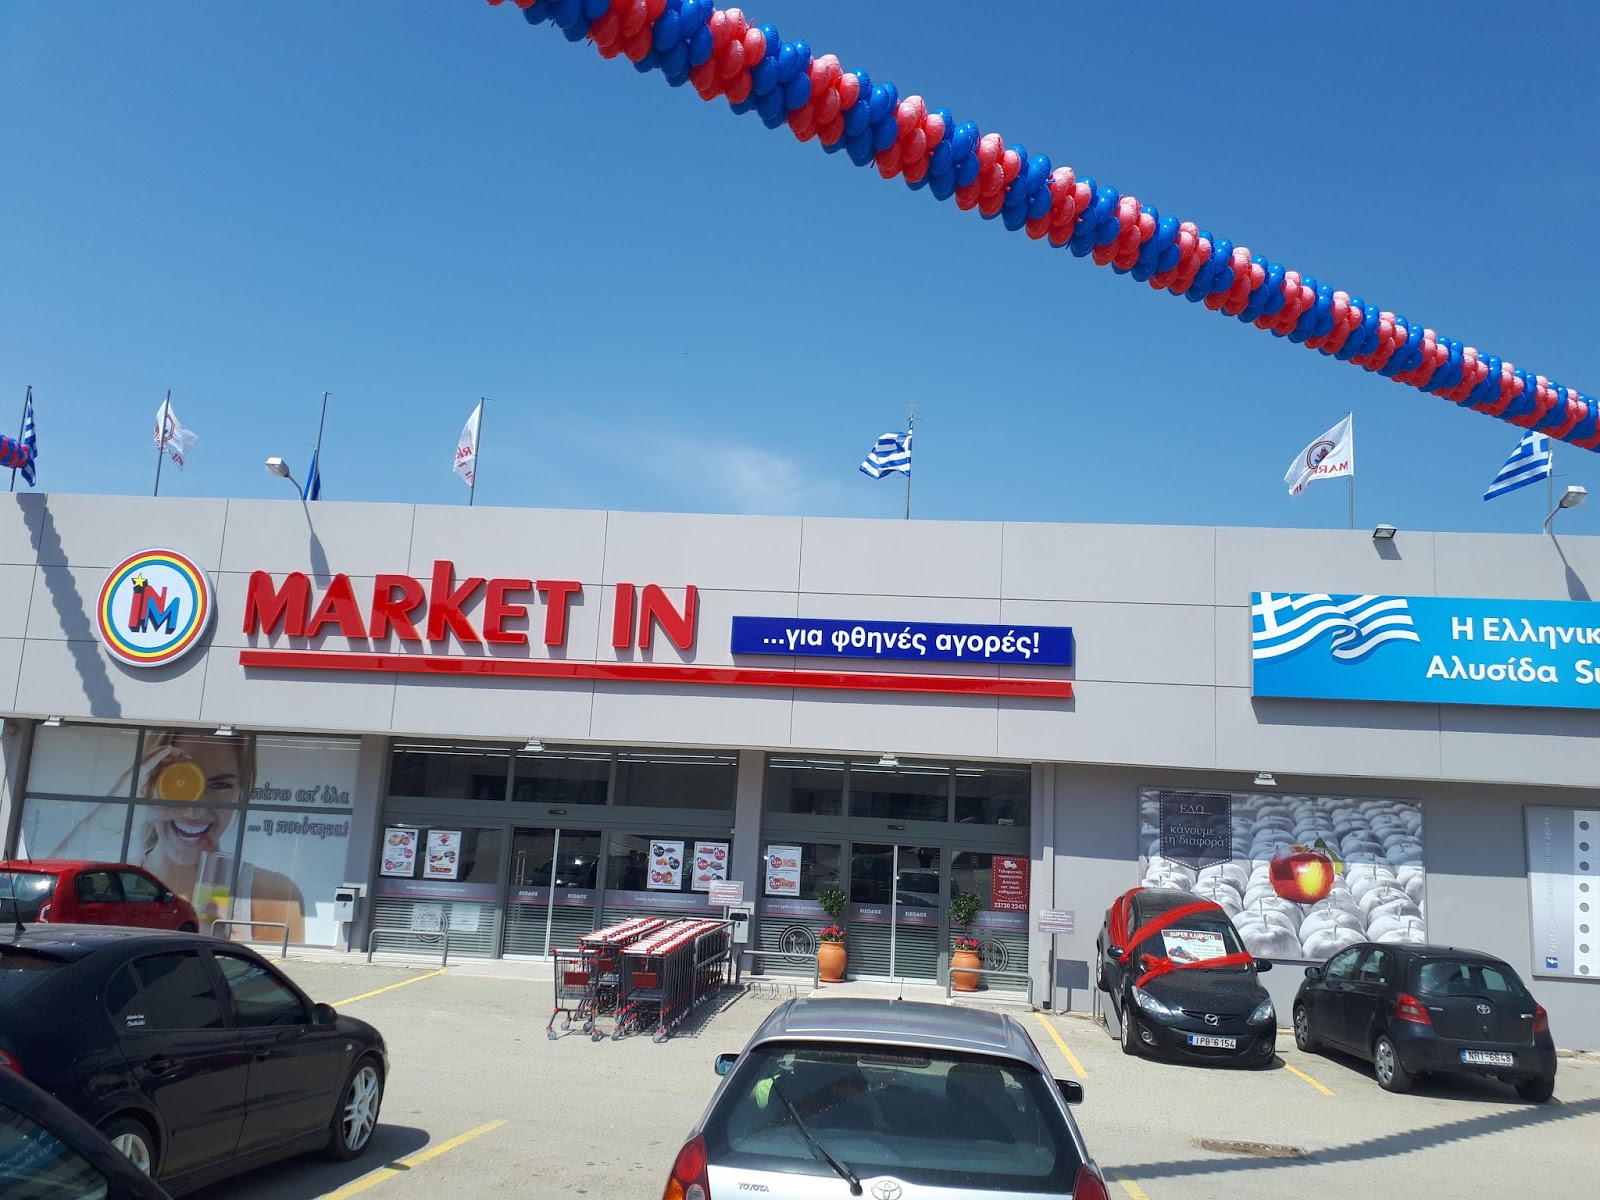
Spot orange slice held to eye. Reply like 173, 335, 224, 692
156, 760, 208, 804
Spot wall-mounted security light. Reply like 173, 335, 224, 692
42, 716, 63, 728
523, 737, 545, 753
878, 753, 900, 768
1372, 524, 1397, 540
1254, 772, 1277, 788
214, 724, 236, 737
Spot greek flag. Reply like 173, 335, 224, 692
860, 430, 911, 478
1251, 593, 1421, 663
1483, 431, 1552, 501
19, 387, 36, 487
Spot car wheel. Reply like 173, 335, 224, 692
177, 922, 197, 933
321, 1058, 384, 1161
1373, 1035, 1411, 1093
1515, 1076, 1556, 1104
101, 1115, 158, 1178
1119, 1005, 1141, 1057
1293, 1005, 1319, 1054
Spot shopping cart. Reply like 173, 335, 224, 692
614, 919, 733, 1043
547, 916, 672, 1040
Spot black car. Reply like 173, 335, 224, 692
1096, 887, 1276, 1065
0, 1066, 173, 1199
0, 926, 388, 1195
1292, 941, 1557, 1101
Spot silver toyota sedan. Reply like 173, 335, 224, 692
662, 997, 1107, 1199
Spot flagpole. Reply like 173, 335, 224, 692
469, 398, 485, 507
153, 389, 170, 498
903, 404, 917, 520
314, 390, 329, 466
8, 386, 29, 494
309, 391, 329, 500
1547, 440, 1555, 518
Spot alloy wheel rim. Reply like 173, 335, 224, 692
112, 1132, 151, 1175
343, 1065, 380, 1150
1294, 1009, 1309, 1047
1375, 1041, 1394, 1083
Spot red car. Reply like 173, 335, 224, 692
0, 861, 199, 932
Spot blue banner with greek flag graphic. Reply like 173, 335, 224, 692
1251, 591, 1600, 710
859, 430, 911, 478
1483, 431, 1552, 501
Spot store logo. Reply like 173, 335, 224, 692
870, 1182, 903, 1200
96, 548, 214, 668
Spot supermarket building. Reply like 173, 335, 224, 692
1, 492, 1596, 1048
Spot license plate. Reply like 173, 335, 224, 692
1461, 1050, 1515, 1067
1187, 1034, 1237, 1049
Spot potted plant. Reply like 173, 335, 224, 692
948, 890, 983, 991
817, 887, 849, 982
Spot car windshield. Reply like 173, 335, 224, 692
0, 953, 67, 1013
0, 1101, 109, 1200
702, 1041, 1081, 1194
1139, 916, 1246, 967
0, 874, 56, 924
1414, 959, 1530, 1000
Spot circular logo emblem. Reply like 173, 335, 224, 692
1306, 438, 1336, 468
871, 1181, 904, 1200
96, 548, 214, 668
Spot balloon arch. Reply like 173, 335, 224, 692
487, 0, 1599, 453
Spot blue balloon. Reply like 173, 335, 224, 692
868, 83, 895, 124
783, 71, 812, 111
1238, 257, 1276, 322
729, 93, 757, 115
583, 0, 610, 19
1156, 243, 1181, 272
1025, 154, 1052, 192
951, 122, 979, 162
755, 86, 786, 123
845, 129, 876, 165
1465, 356, 1503, 406
1002, 206, 1028, 231
954, 153, 980, 188
907, 174, 930, 192
929, 140, 953, 176
752, 58, 780, 95
679, 0, 710, 36
822, 136, 847, 155
653, 10, 682, 50
1339, 301, 1378, 361
1568, 397, 1598, 442
1027, 187, 1053, 221
1378, 320, 1418, 377
523, 3, 551, 23
688, 24, 714, 66
633, 47, 660, 73
928, 172, 957, 201
561, 19, 590, 42
852, 69, 871, 98
776, 43, 800, 83
660, 41, 689, 79
872, 114, 899, 152
549, 0, 583, 27
759, 24, 780, 52
843, 99, 872, 137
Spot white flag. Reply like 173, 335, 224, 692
154, 399, 198, 470
1285, 414, 1353, 496
453, 401, 482, 487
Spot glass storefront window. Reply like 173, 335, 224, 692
388, 742, 511, 802
764, 842, 843, 900
25, 725, 139, 796
511, 748, 610, 806
950, 850, 994, 903
607, 832, 690, 893
614, 752, 736, 811
764, 758, 845, 816
850, 843, 943, 906
848, 761, 950, 823
954, 766, 1031, 828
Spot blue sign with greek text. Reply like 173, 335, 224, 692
1251, 592, 1600, 710
730, 616, 1073, 666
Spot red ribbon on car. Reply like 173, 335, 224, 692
1115, 892, 1256, 988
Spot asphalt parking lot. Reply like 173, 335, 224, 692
193, 958, 1600, 1200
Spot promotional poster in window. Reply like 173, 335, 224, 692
1138, 787, 1427, 961
17, 726, 359, 946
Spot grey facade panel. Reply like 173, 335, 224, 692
1002, 522, 1217, 606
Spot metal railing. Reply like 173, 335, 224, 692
210, 919, 290, 960
944, 963, 1035, 1006
368, 926, 452, 967
739, 949, 820, 995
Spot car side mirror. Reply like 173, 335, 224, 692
159, 891, 175, 904
1108, 946, 1126, 963
1304, 965, 1323, 981
1056, 1078, 1084, 1104
311, 1003, 337, 1026
714, 1052, 738, 1077
1255, 960, 1273, 974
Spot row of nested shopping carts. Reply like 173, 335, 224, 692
548, 915, 733, 1043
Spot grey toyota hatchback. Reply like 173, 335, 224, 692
664, 997, 1106, 1199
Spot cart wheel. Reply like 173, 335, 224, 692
591, 1032, 604, 1043
547, 1030, 558, 1041
652, 1032, 668, 1045
560, 1020, 571, 1031
612, 1030, 623, 1042
582, 1020, 595, 1034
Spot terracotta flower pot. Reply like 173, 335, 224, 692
818, 940, 847, 983
951, 947, 982, 992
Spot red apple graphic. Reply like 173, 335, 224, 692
1269, 843, 1338, 904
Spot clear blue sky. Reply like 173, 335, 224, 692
3, 1, 1597, 535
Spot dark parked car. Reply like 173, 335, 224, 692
0, 1066, 172, 1199
668, 997, 1108, 1200
1096, 887, 1276, 1065
0, 862, 200, 933
1292, 941, 1557, 1101
0, 927, 387, 1195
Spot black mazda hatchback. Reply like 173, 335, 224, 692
1096, 887, 1277, 1066
1292, 941, 1557, 1101
0, 927, 388, 1195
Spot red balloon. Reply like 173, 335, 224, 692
837, 72, 860, 109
